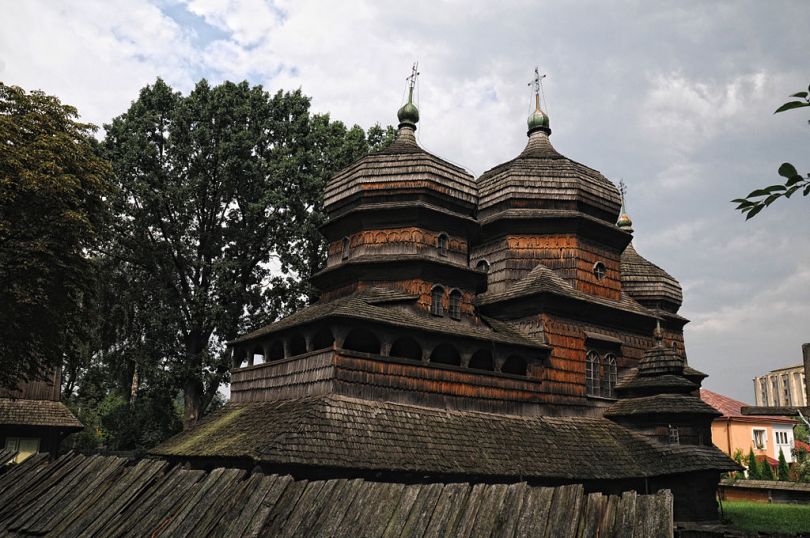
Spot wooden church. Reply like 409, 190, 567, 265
154, 70, 737, 522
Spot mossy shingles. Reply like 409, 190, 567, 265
159, 405, 249, 455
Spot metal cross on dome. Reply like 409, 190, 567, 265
619, 180, 628, 207
406, 62, 420, 89
528, 67, 546, 96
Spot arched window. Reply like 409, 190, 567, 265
475, 260, 490, 273
342, 237, 350, 260
437, 233, 448, 256
289, 333, 307, 356
586, 351, 601, 396
343, 328, 381, 354
430, 344, 461, 366
266, 340, 284, 362
602, 354, 618, 398
430, 286, 444, 316
469, 349, 494, 371
312, 328, 335, 350
502, 355, 527, 376
448, 290, 462, 320
389, 337, 421, 361
235, 348, 249, 368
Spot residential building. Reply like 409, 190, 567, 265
754, 363, 808, 408
701, 388, 796, 463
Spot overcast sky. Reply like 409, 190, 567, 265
2, 0, 808, 403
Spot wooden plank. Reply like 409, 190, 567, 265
212, 473, 277, 538
423, 483, 471, 538
453, 482, 489, 538
355, 482, 408, 538
381, 484, 423, 538
305, 479, 364, 537
491, 482, 528, 538
543, 484, 584, 538
124, 468, 208, 537
612, 491, 637, 538
242, 474, 295, 538
188, 468, 251, 536
259, 478, 309, 537
274, 479, 329, 538
651, 490, 674, 538
332, 480, 385, 538
162, 467, 246, 536
577, 492, 606, 538
397, 483, 444, 537
596, 494, 619, 538
470, 483, 509, 538
288, 479, 342, 537
513, 486, 554, 537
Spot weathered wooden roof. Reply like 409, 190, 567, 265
620, 243, 683, 310
234, 287, 546, 349
152, 395, 738, 479
616, 374, 698, 395
324, 127, 477, 212
605, 394, 722, 418
477, 131, 622, 223
0, 452, 675, 538
0, 398, 82, 429
477, 261, 654, 318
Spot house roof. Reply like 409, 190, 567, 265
0, 452, 675, 537
699, 389, 796, 424
233, 287, 547, 350
0, 398, 82, 429
152, 395, 738, 480
605, 394, 722, 419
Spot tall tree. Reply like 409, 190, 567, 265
0, 83, 111, 389
777, 448, 790, 481
103, 79, 390, 427
746, 448, 760, 480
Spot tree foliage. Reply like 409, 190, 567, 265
0, 84, 111, 389
746, 448, 761, 479
101, 78, 391, 428
777, 448, 790, 481
733, 85, 810, 219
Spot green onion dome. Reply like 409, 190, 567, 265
527, 107, 550, 135
397, 87, 419, 129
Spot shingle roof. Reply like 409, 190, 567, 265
621, 243, 683, 309
234, 288, 546, 349
152, 395, 738, 479
699, 389, 795, 423
324, 128, 477, 211
605, 394, 722, 418
0, 452, 676, 538
477, 261, 654, 318
477, 131, 622, 223
0, 398, 82, 429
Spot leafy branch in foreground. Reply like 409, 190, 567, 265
732, 85, 810, 219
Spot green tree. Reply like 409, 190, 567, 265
761, 458, 775, 480
747, 448, 761, 479
0, 83, 111, 389
103, 79, 388, 427
778, 448, 790, 481
733, 84, 810, 219
731, 449, 746, 479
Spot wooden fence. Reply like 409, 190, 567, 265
0, 453, 674, 537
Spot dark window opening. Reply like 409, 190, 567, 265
389, 337, 422, 361
475, 260, 490, 273
502, 355, 527, 376
289, 334, 307, 356
602, 354, 618, 398
252, 348, 265, 365
430, 286, 444, 316
312, 328, 335, 350
430, 344, 461, 366
267, 340, 284, 361
236, 349, 249, 368
342, 237, 350, 260
448, 290, 462, 320
668, 425, 680, 445
438, 233, 448, 256
343, 328, 381, 354
469, 349, 494, 371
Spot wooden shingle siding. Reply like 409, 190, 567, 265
0, 453, 675, 537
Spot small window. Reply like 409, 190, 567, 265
668, 425, 680, 445
593, 261, 607, 280
586, 351, 601, 396
602, 354, 618, 398
475, 260, 490, 273
430, 286, 444, 316
753, 429, 766, 449
448, 290, 462, 320
4, 437, 40, 463
438, 233, 448, 256
342, 237, 350, 260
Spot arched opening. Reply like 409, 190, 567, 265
602, 354, 618, 398
437, 233, 448, 256
469, 349, 494, 371
343, 328, 381, 354
252, 346, 265, 366
430, 285, 444, 316
586, 350, 601, 396
266, 340, 284, 362
312, 327, 335, 350
430, 344, 461, 366
475, 260, 490, 273
502, 355, 527, 376
342, 237, 350, 260
448, 290, 462, 320
389, 337, 422, 361
236, 348, 249, 368
289, 333, 307, 356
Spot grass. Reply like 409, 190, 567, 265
722, 501, 810, 535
